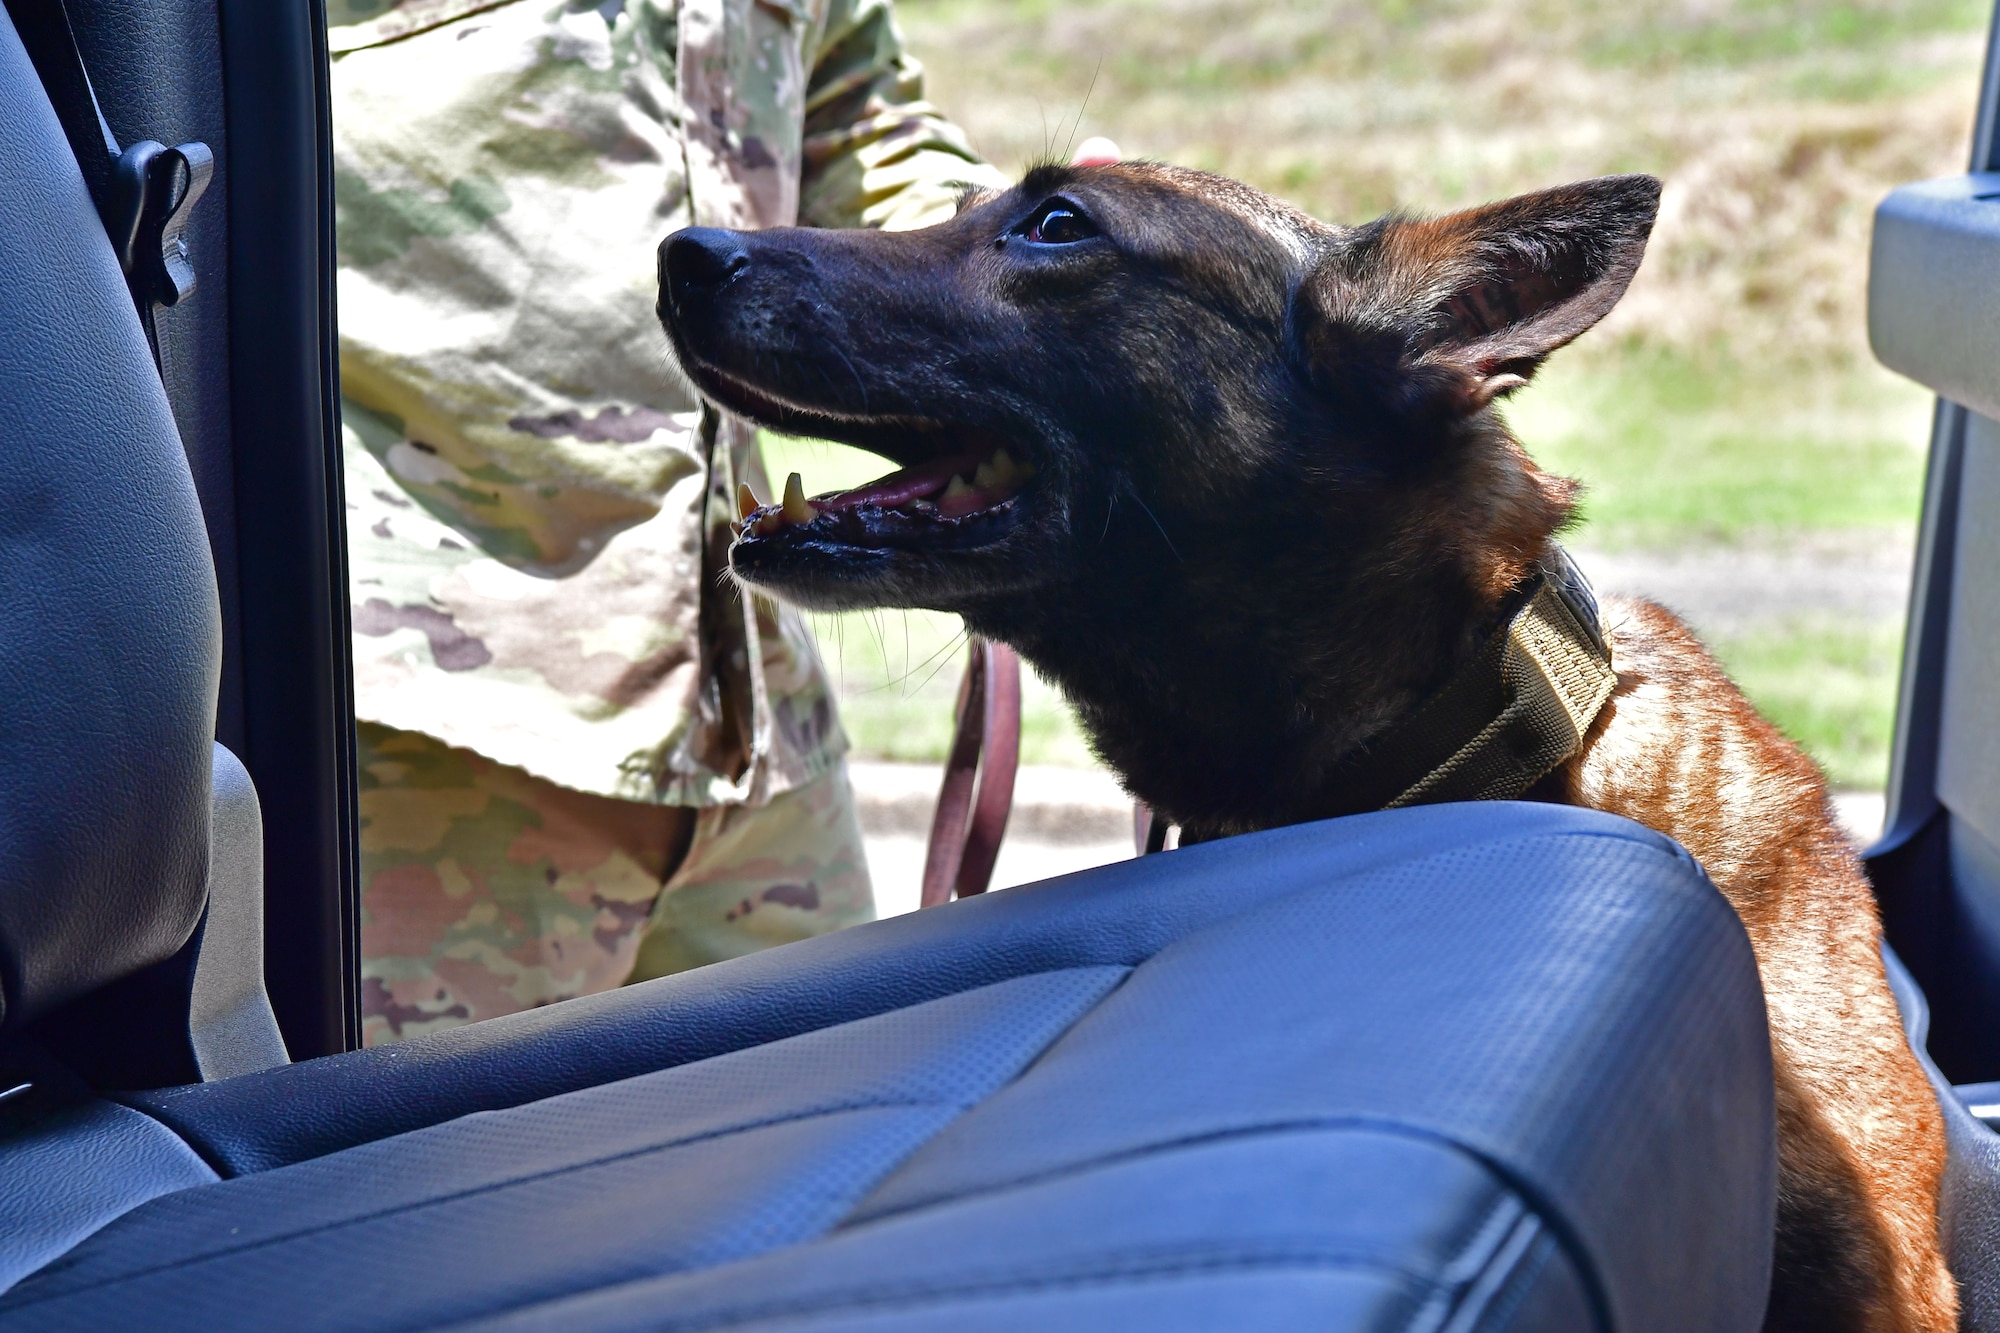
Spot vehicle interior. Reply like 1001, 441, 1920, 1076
2, 0, 1999, 1329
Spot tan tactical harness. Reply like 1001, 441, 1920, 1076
1315, 545, 1619, 817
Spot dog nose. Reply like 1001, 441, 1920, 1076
662, 228, 750, 304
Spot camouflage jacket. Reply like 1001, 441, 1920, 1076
328, 0, 1005, 805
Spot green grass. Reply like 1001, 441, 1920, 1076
1583, 0, 1990, 73
1709, 617, 1906, 789
1507, 344, 1932, 548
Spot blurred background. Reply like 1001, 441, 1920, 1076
762, 0, 1989, 909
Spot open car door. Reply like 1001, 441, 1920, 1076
1865, 5, 2000, 1327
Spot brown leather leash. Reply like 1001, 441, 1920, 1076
1132, 803, 1170, 856
920, 638, 1022, 906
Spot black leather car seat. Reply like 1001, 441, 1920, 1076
3, 804, 1774, 1331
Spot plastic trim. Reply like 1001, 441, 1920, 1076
216, 0, 358, 1058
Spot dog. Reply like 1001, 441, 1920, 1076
657, 163, 1956, 1331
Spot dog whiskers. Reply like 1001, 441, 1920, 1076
1128, 488, 1182, 562
828, 340, 869, 415
909, 627, 970, 696
900, 620, 969, 694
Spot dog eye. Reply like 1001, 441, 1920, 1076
1021, 201, 1098, 245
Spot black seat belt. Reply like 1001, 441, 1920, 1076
5, 0, 212, 368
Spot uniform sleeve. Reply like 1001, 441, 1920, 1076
797, 0, 1009, 232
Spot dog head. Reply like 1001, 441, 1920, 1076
658, 165, 1656, 614
657, 167, 1658, 830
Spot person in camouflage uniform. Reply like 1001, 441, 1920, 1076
327, 0, 1008, 1046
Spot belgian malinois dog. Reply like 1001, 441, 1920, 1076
657, 164, 1955, 1330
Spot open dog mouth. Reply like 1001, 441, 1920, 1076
735, 444, 1037, 553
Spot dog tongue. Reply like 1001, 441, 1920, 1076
813, 453, 985, 513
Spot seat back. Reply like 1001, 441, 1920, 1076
39, 0, 361, 1061
0, 3, 218, 1039
0, 3, 298, 1091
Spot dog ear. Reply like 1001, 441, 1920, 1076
1297, 174, 1661, 419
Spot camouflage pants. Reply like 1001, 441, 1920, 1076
357, 722, 874, 1047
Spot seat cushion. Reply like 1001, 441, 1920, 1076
4, 803, 1775, 1331
459, 1127, 1596, 1333
6, 970, 1125, 1328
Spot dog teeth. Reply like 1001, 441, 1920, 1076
970, 448, 1034, 495
867, 448, 1037, 525
737, 483, 760, 521
927, 449, 1036, 520
782, 472, 818, 525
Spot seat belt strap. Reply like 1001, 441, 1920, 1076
4, 0, 117, 204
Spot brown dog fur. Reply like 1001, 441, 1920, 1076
1575, 605, 1953, 1331
659, 164, 1957, 1329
